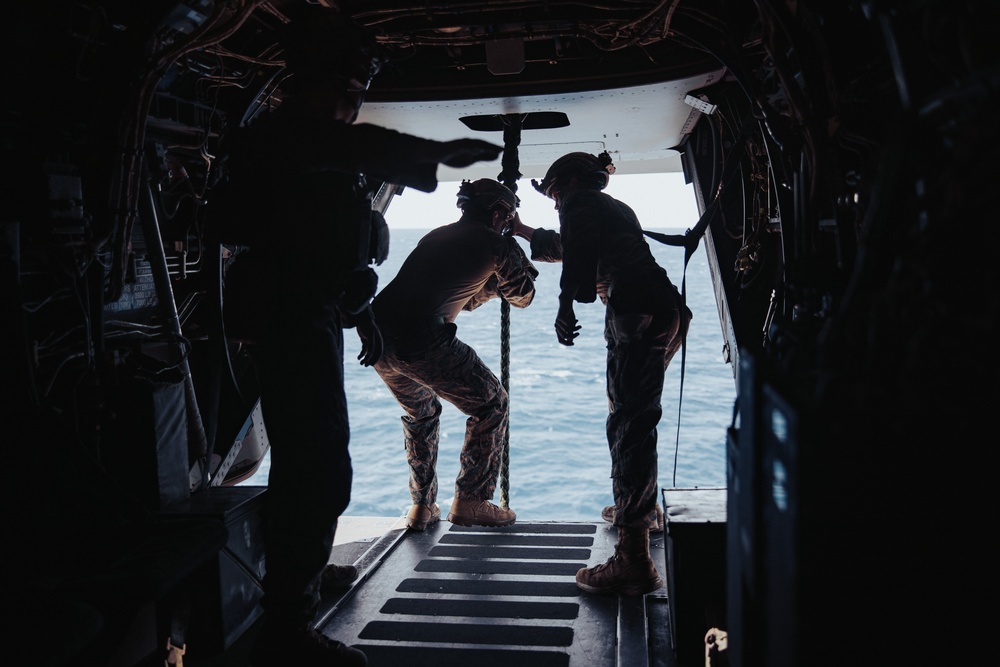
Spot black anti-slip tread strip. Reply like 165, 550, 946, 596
396, 577, 580, 597
414, 559, 585, 575
358, 619, 575, 646
439, 533, 594, 547
428, 545, 592, 560
321, 521, 628, 666
449, 523, 597, 534
354, 644, 570, 667
379, 597, 580, 620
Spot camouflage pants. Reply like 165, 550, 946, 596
604, 284, 691, 528
374, 332, 508, 506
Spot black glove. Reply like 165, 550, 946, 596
341, 268, 378, 315
555, 300, 580, 346
439, 139, 503, 168
369, 210, 390, 266
353, 305, 383, 367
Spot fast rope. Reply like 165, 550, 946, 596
496, 114, 524, 509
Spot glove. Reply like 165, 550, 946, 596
354, 305, 384, 367
555, 300, 580, 346
369, 210, 390, 266
439, 139, 503, 168
341, 268, 378, 315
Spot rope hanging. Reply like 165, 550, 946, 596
496, 114, 523, 509
499, 298, 511, 508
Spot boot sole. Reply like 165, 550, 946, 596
576, 575, 664, 596
446, 513, 516, 528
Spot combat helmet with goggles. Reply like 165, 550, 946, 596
456, 179, 520, 218
532, 151, 616, 198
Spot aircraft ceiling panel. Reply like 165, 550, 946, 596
356, 70, 725, 182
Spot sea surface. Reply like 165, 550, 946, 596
240, 227, 736, 521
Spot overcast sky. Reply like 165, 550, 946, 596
382, 172, 700, 231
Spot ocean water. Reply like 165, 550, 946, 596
240, 227, 736, 521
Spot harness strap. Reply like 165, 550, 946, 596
641, 116, 753, 485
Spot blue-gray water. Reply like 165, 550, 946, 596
241, 227, 735, 521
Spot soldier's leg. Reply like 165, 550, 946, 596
374, 356, 442, 506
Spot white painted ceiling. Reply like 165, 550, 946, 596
357, 68, 726, 183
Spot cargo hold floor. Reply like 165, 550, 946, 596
316, 520, 677, 667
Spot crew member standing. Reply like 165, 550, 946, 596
514, 152, 691, 596
217, 9, 504, 665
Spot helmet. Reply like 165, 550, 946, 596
281, 9, 384, 91
532, 151, 616, 197
456, 179, 520, 216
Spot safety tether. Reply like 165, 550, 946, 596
496, 114, 524, 509
642, 225, 705, 487
642, 119, 751, 485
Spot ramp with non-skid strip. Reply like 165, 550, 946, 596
317, 520, 674, 667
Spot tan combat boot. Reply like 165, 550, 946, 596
447, 498, 516, 527
406, 502, 441, 531
576, 526, 663, 596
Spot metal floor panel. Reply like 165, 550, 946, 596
317, 520, 671, 667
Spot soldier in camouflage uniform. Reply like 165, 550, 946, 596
371, 179, 538, 531
515, 151, 691, 596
